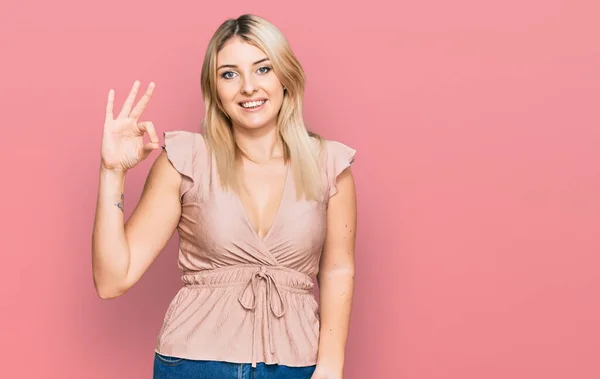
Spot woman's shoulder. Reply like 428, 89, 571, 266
308, 134, 355, 163
161, 130, 209, 185
312, 135, 356, 198
162, 129, 209, 156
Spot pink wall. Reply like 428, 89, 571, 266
1, 1, 599, 378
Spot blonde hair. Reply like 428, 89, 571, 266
200, 14, 324, 201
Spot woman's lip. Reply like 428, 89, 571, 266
239, 98, 267, 106
239, 99, 267, 111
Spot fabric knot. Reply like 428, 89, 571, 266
237, 265, 286, 368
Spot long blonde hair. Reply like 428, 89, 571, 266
200, 14, 324, 201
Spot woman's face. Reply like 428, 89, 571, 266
216, 37, 285, 132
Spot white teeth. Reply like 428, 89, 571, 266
241, 100, 265, 108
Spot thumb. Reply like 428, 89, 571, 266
140, 142, 160, 160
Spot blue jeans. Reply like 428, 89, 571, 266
153, 352, 316, 379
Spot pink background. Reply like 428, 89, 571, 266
1, 0, 599, 378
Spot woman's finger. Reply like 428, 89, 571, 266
138, 121, 159, 144
140, 142, 161, 161
129, 82, 155, 121
118, 80, 141, 118
105, 89, 115, 124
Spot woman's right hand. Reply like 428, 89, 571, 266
101, 80, 161, 172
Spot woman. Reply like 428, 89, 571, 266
92, 14, 357, 379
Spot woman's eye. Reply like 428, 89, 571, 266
221, 67, 271, 79
221, 71, 236, 79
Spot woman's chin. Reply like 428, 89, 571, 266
232, 119, 276, 131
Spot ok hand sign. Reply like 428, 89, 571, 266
101, 80, 160, 172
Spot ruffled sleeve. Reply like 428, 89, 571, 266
326, 140, 356, 198
162, 130, 198, 200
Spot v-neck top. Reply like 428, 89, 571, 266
154, 130, 356, 368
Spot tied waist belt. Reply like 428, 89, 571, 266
181, 265, 314, 368
238, 265, 284, 368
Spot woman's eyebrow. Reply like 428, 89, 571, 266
217, 58, 270, 70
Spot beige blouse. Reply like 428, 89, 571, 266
154, 130, 356, 368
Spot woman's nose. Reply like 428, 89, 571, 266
241, 75, 257, 95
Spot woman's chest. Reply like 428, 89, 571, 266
183, 190, 328, 266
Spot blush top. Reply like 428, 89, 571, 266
154, 130, 356, 368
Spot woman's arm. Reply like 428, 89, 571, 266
91, 149, 182, 299
315, 166, 357, 377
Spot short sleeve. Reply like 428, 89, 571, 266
327, 140, 356, 198
162, 130, 198, 200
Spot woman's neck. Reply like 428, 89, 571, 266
232, 124, 284, 164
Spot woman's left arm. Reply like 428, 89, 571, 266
313, 166, 357, 379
